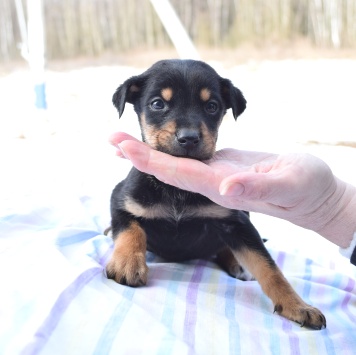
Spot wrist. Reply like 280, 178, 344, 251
339, 232, 356, 262
314, 177, 356, 248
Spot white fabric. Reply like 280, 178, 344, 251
1, 192, 356, 354
339, 232, 356, 259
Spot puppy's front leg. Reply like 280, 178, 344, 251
106, 221, 148, 287
233, 247, 326, 329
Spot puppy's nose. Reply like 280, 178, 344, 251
177, 129, 200, 149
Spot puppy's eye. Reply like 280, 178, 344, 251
150, 99, 165, 110
205, 101, 218, 114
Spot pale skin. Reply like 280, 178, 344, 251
109, 132, 356, 250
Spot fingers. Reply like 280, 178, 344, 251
117, 139, 152, 171
119, 139, 181, 179
211, 149, 276, 168
109, 132, 143, 158
118, 140, 215, 194
109, 132, 215, 193
109, 132, 140, 147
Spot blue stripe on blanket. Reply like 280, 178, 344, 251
156, 266, 185, 355
21, 267, 102, 355
55, 229, 100, 246
93, 287, 135, 354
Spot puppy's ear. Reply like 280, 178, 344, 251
220, 78, 247, 120
112, 74, 147, 117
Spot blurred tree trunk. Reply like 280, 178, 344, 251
0, 0, 15, 61
1, 0, 356, 62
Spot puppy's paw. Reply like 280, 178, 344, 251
274, 302, 326, 330
106, 253, 148, 287
216, 248, 255, 281
228, 264, 254, 281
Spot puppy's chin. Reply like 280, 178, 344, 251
153, 145, 215, 161
172, 151, 214, 161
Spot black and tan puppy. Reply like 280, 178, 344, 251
106, 59, 326, 329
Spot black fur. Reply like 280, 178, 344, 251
106, 59, 326, 329
110, 168, 271, 263
109, 59, 272, 272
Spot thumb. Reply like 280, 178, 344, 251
219, 179, 245, 197
219, 172, 275, 201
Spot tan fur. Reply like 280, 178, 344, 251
125, 198, 168, 219
200, 88, 211, 102
141, 112, 219, 159
157, 121, 176, 148
106, 221, 148, 286
161, 87, 173, 101
140, 113, 177, 150
140, 113, 157, 147
129, 84, 140, 93
125, 196, 231, 221
200, 122, 217, 157
232, 248, 325, 327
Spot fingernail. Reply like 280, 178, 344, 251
220, 182, 244, 196
116, 143, 128, 159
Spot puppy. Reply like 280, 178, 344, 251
106, 59, 326, 329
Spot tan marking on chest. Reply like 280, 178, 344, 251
125, 198, 168, 219
124, 197, 231, 221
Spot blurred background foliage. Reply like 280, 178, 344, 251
1, 0, 356, 62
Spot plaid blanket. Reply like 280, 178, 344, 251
1, 192, 355, 355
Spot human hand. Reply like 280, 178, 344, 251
110, 132, 356, 247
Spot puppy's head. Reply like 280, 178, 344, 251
113, 60, 246, 160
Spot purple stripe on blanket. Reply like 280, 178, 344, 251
183, 260, 206, 352
341, 278, 356, 323
279, 255, 312, 355
276, 251, 286, 269
270, 252, 299, 353
281, 317, 300, 354
21, 267, 102, 355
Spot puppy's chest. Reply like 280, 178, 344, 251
124, 194, 231, 222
